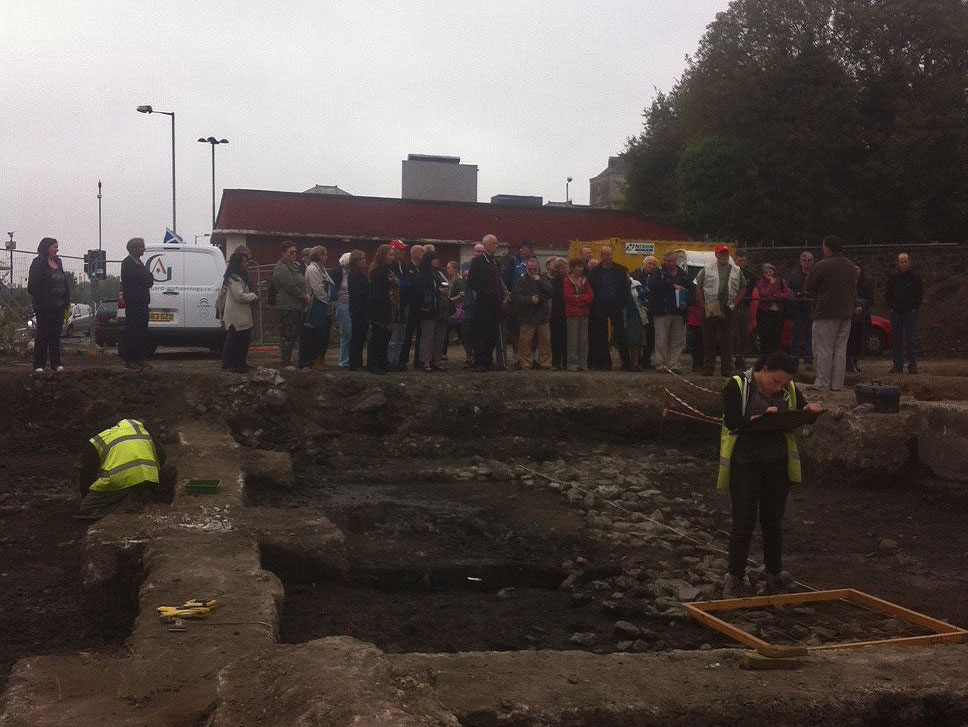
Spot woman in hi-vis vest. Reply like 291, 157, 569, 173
718, 351, 823, 597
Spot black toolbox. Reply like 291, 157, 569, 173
854, 382, 901, 413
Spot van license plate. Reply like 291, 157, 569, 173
149, 312, 175, 322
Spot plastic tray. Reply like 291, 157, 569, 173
186, 478, 221, 495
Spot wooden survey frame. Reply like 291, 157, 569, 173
683, 588, 968, 651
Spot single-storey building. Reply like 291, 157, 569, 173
212, 188, 690, 266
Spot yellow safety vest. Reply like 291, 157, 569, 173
89, 419, 160, 492
717, 376, 801, 491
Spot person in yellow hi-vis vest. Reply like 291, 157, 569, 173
79, 417, 173, 518
719, 351, 823, 597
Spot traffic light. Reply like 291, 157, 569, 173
92, 249, 106, 280
85, 249, 107, 280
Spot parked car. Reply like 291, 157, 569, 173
748, 289, 893, 356
26, 303, 94, 337
94, 298, 122, 347
64, 303, 93, 337
112, 244, 227, 354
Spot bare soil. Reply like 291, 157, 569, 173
1, 347, 967, 715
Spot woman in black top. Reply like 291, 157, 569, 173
27, 237, 70, 373
366, 244, 394, 374
346, 249, 370, 370
720, 351, 822, 596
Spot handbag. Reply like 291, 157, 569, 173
449, 301, 465, 326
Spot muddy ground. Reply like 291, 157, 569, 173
1, 346, 967, 721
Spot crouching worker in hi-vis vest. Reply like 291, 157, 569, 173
718, 351, 823, 597
79, 417, 175, 518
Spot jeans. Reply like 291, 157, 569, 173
387, 309, 409, 367
33, 308, 64, 370
891, 311, 918, 370
732, 305, 752, 363
335, 301, 351, 367
791, 311, 812, 364
728, 459, 790, 577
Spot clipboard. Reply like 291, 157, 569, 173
737, 409, 813, 434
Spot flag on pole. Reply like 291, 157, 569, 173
163, 229, 184, 245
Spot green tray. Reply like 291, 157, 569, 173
186, 478, 221, 495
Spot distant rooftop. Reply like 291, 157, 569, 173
406, 154, 462, 164
491, 194, 543, 207
303, 185, 352, 196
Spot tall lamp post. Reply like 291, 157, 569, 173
136, 104, 177, 234
4, 232, 14, 287
197, 136, 229, 229
566, 176, 573, 203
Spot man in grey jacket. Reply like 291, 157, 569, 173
806, 235, 857, 392
271, 240, 311, 368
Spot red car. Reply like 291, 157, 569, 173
748, 290, 892, 356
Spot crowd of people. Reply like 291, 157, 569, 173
21, 233, 925, 383
208, 235, 926, 383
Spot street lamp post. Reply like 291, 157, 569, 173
198, 136, 229, 229
566, 176, 573, 203
5, 232, 14, 287
137, 105, 177, 234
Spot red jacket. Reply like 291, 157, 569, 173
563, 276, 594, 317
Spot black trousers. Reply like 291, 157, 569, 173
728, 458, 791, 577
222, 325, 252, 369
298, 319, 331, 368
588, 304, 629, 369
33, 308, 64, 369
366, 323, 392, 371
756, 310, 785, 356
121, 304, 149, 364
702, 313, 734, 376
550, 317, 567, 368
471, 305, 500, 369
349, 310, 368, 369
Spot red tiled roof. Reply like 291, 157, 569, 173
215, 189, 690, 246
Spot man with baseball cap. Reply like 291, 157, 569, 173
386, 239, 418, 370
694, 244, 746, 377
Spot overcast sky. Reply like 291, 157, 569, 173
2, 0, 730, 262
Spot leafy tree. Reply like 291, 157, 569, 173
623, 0, 968, 244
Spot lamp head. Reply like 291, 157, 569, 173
136, 105, 153, 114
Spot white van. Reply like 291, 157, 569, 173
119, 244, 227, 353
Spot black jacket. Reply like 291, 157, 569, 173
467, 254, 502, 309
348, 268, 369, 316
367, 264, 394, 326
27, 255, 70, 312
885, 270, 924, 314
588, 262, 630, 311
646, 266, 691, 316
121, 255, 154, 308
